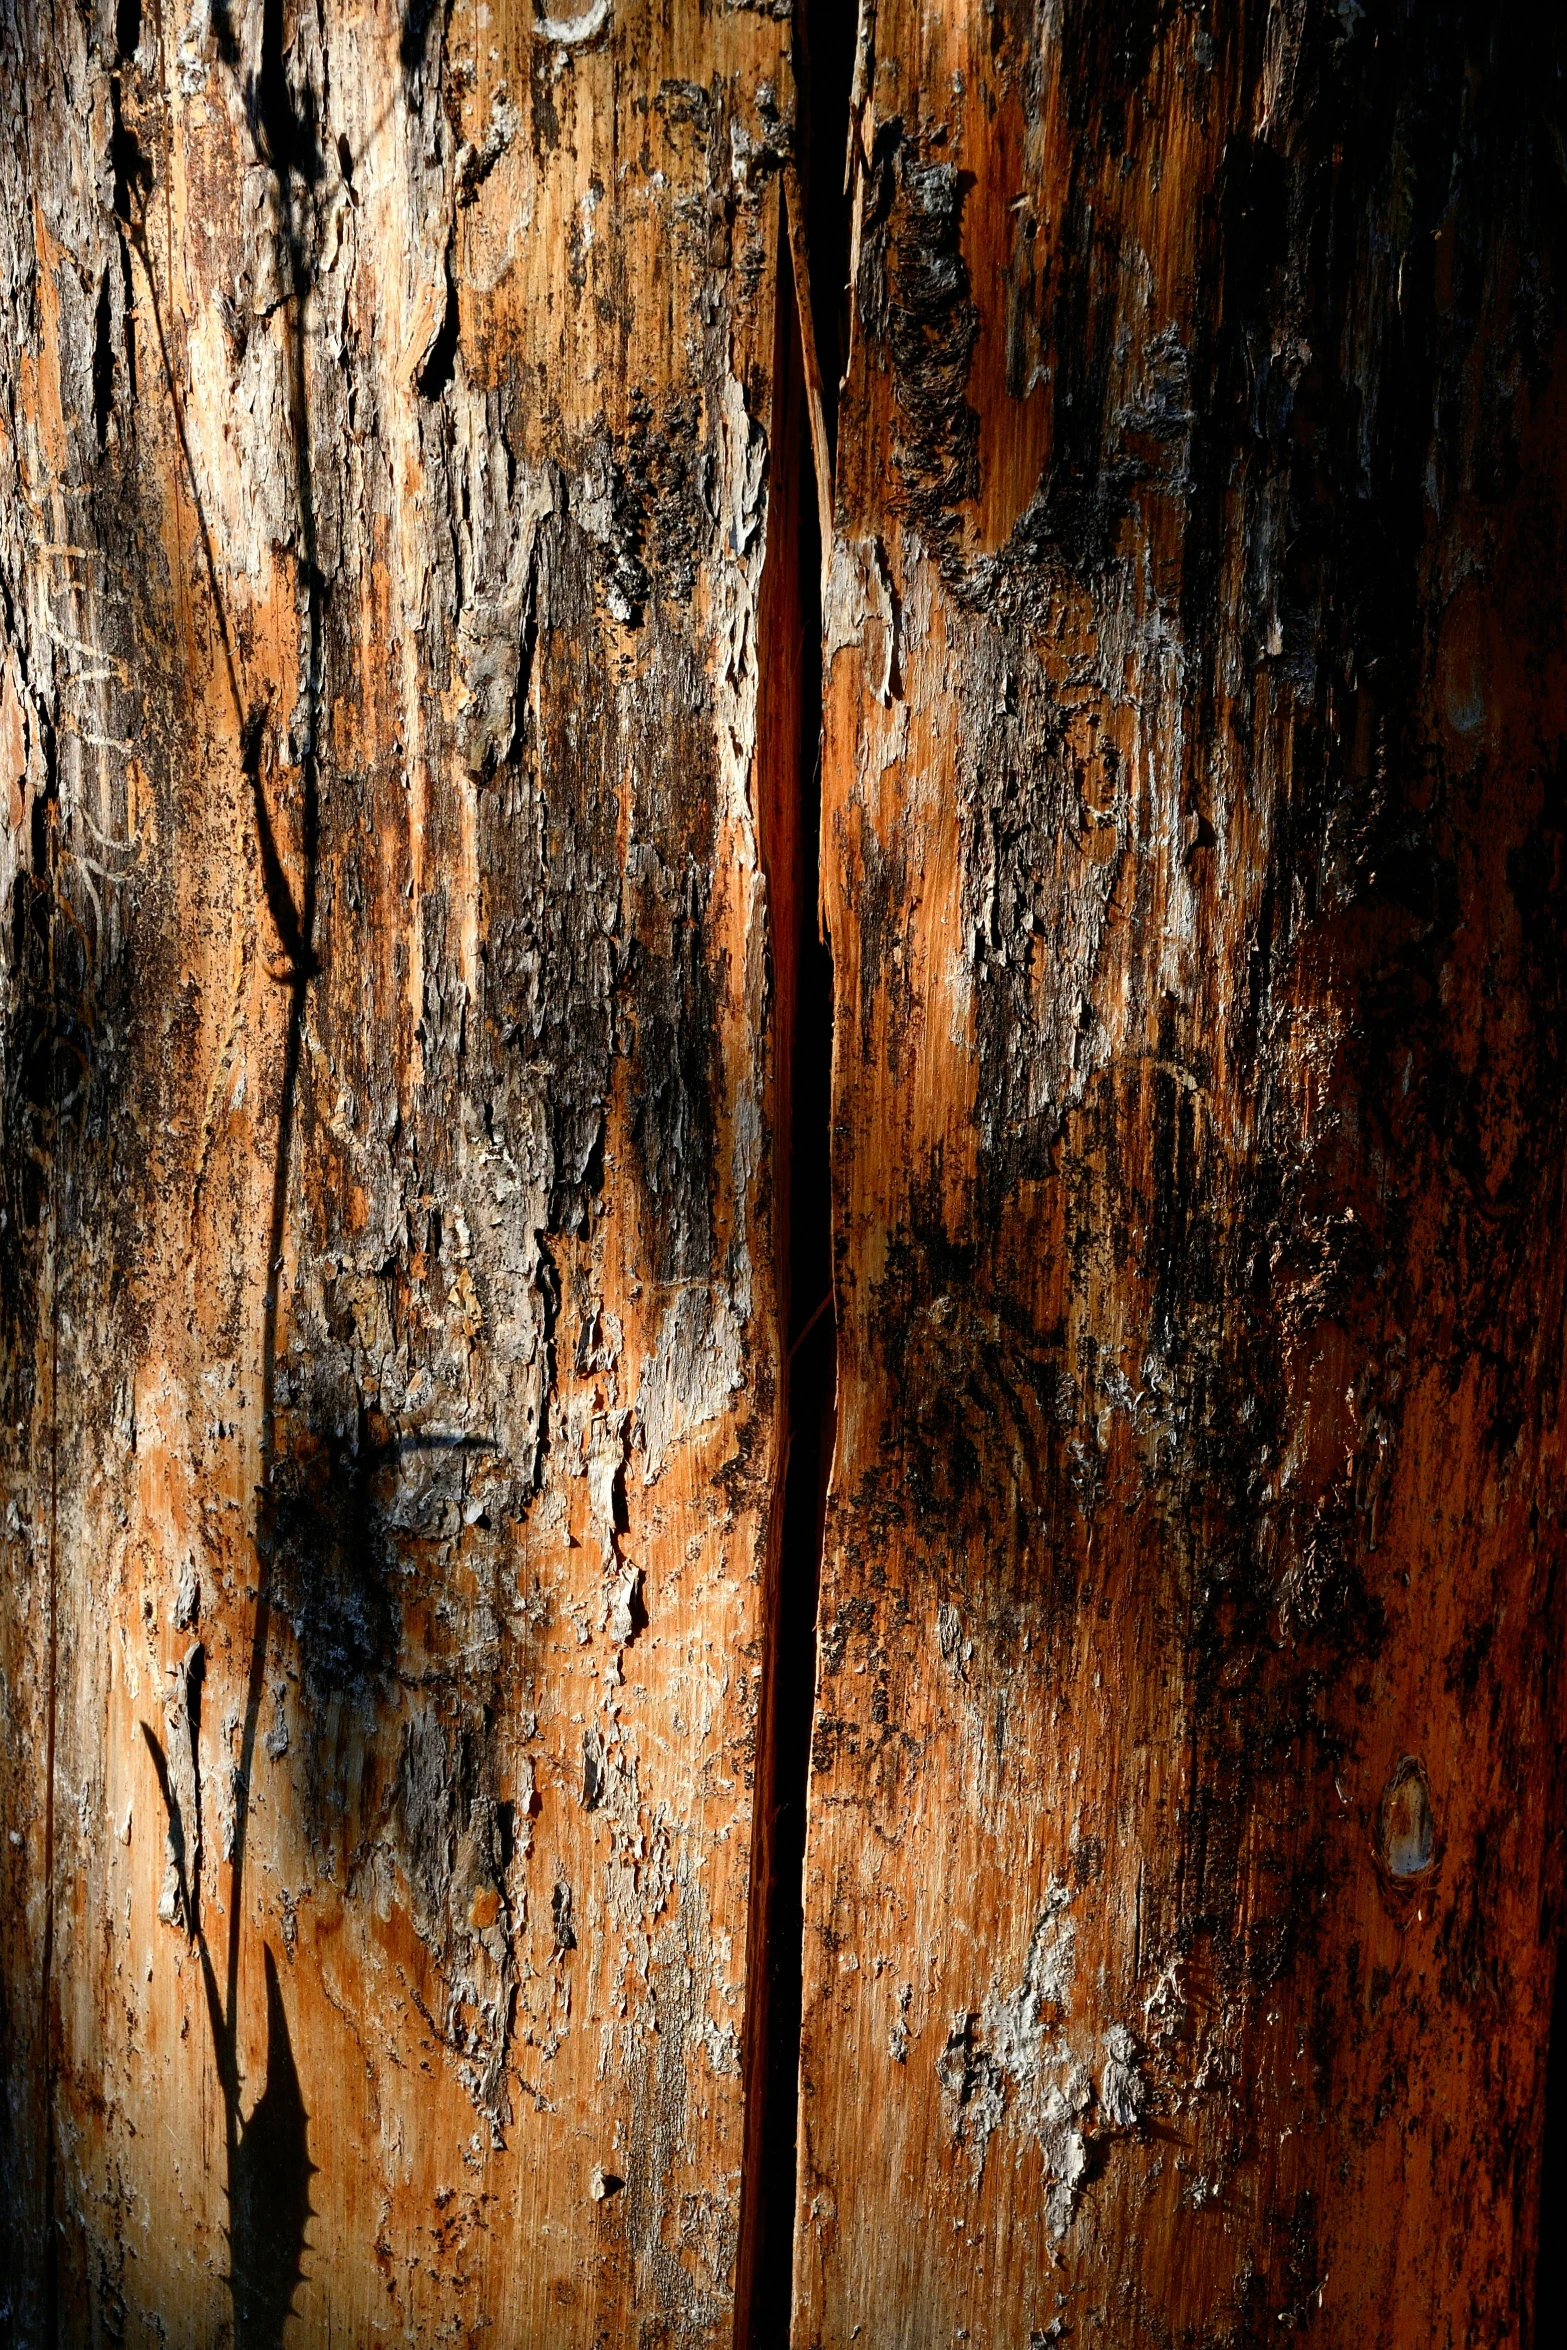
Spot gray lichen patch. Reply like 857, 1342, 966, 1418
935, 1882, 1149, 2235
1039, 2067, 1093, 2242
1099, 2025, 1146, 2131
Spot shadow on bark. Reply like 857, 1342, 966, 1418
117, 10, 326, 2337
1539, 1935, 1567, 2346
229, 1949, 313, 2350
141, 1723, 314, 2348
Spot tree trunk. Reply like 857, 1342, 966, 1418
2, 4, 1564, 2349
795, 5, 1567, 2346
1, 3, 799, 2343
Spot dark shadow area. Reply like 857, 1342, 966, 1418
748, 1309, 835, 2345
229, 1948, 314, 2350
268, 1422, 495, 1706
398, 0, 442, 77
0, 1968, 20, 2341
1538, 1933, 1567, 2346
742, 7, 854, 2339
142, 1723, 313, 2350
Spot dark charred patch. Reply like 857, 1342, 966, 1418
528, 34, 563, 159
950, 633, 1077, 1205
475, 426, 728, 1293
0, 1962, 24, 2337
0, 709, 148, 1416
0, 831, 62, 1362
395, 1711, 456, 1932
487, 511, 624, 1239
846, 797, 912, 1075
580, 392, 719, 628
863, 14, 1565, 2133
625, 615, 724, 1288
626, 839, 720, 1287
864, 1199, 1081, 1656
267, 1418, 401, 1702
887, 156, 980, 553
1232, 2187, 1324, 2342
631, 390, 708, 610
1433, 1801, 1512, 2031
855, 120, 982, 563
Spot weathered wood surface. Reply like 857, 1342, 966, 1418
0, 2, 799, 2342
6, 1, 1567, 2344
796, 4, 1567, 2345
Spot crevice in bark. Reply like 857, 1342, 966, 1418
91, 269, 113, 454
741, 624, 834, 2342
227, 41, 322, 2344
415, 255, 459, 399
40, 866, 59, 2350
1539, 1930, 1567, 2346
12, 653, 69, 2350
737, 10, 855, 2343
797, 6, 859, 473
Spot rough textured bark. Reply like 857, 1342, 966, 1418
6, 2, 1567, 2345
796, 5, 1567, 2345
0, 2, 799, 2342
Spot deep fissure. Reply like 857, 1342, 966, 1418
1539, 1935, 1567, 2343
12, 9, 1567, 2340
740, 11, 857, 2341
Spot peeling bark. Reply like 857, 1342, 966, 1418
0, 1, 796, 2341
4, 3, 1566, 2346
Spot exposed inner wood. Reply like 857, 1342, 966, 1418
1, 4, 798, 2342
2, 4, 1565, 2347
795, 5, 1567, 2344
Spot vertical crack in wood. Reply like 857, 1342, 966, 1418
1541, 1932, 1567, 2340
41, 807, 59, 2350
736, 9, 855, 2341
224, 29, 322, 2335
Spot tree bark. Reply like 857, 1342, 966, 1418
3, 3, 1566, 2348
795, 5, 1567, 2347
0, 3, 799, 2343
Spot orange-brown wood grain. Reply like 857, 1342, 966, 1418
0, 4, 797, 2342
4, 4, 1567, 2345
796, 5, 1567, 2344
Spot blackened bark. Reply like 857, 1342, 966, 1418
798, 6, 1567, 2344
